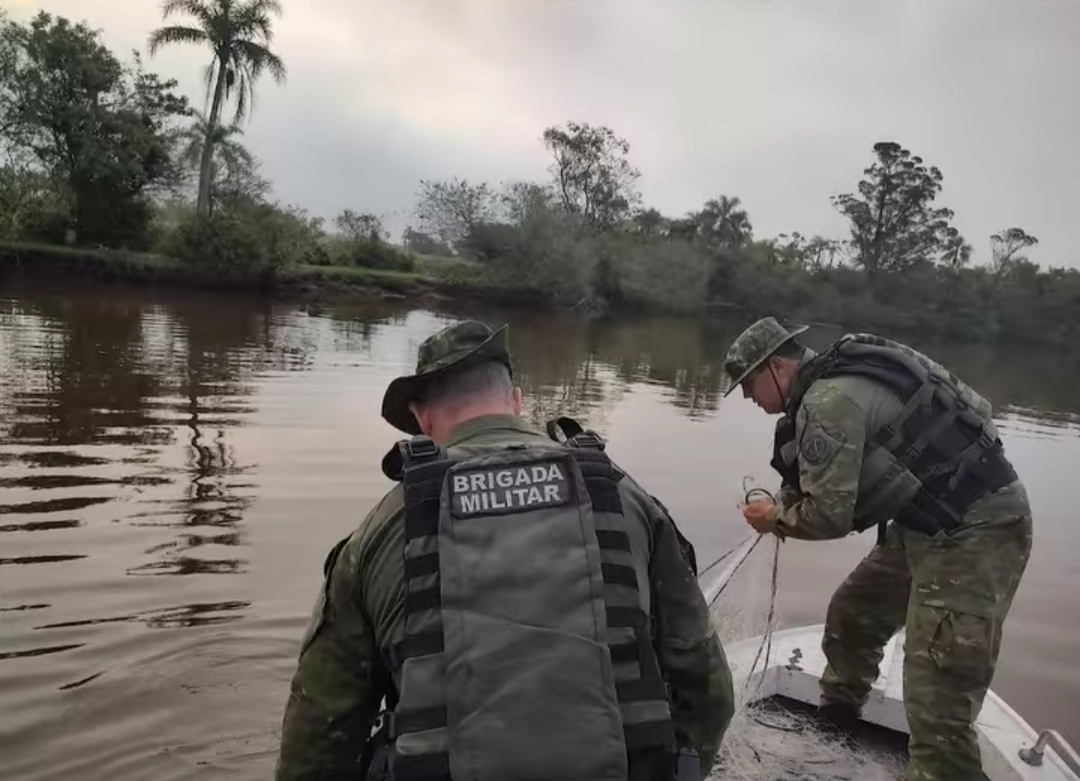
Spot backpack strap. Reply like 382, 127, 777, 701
383, 435, 454, 781
568, 447, 678, 768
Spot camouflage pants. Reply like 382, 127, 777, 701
819, 482, 1033, 781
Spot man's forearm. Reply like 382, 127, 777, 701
275, 687, 371, 781
667, 632, 735, 772
773, 496, 854, 540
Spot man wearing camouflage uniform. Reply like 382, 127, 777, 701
724, 317, 1033, 781
275, 320, 734, 781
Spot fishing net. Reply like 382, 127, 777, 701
703, 534, 906, 781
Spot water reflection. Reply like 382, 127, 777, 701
0, 496, 112, 514
0, 554, 87, 566
0, 519, 83, 532
0, 643, 85, 662
315, 300, 1080, 431
35, 600, 251, 631
1, 283, 1079, 780
0, 452, 112, 468
0, 286, 322, 685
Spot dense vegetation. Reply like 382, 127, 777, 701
1, 6, 1077, 347
0, 6, 414, 282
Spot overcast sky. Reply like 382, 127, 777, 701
8, 0, 1079, 267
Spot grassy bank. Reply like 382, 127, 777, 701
0, 240, 557, 307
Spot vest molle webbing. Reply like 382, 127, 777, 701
381, 435, 676, 781
775, 334, 1017, 536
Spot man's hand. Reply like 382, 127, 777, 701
741, 499, 777, 535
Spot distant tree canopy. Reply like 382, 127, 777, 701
413, 177, 496, 249
401, 131, 1075, 348
334, 209, 385, 243
0, 12, 191, 247
148, 0, 286, 225
1, 10, 1075, 349
542, 121, 641, 231
831, 141, 957, 277
991, 227, 1039, 278
402, 227, 452, 257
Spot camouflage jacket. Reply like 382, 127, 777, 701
275, 414, 734, 781
771, 366, 1025, 540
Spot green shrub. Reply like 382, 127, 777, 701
458, 221, 519, 262
322, 236, 415, 272
596, 234, 712, 312
169, 198, 331, 278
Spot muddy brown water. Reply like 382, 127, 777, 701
1, 281, 1077, 779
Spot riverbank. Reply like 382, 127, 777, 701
0, 241, 556, 309
5, 240, 1079, 353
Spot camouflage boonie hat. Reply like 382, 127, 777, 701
380, 320, 513, 434
722, 317, 809, 397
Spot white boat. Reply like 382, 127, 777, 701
702, 535, 1080, 781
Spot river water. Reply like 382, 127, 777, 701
1, 281, 1077, 779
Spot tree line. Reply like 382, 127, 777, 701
1, 4, 1076, 347
407, 127, 1073, 347
0, 4, 409, 276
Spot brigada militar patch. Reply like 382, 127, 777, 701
800, 432, 834, 465
450, 460, 573, 518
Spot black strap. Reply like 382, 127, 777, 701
896, 439, 1016, 536
404, 552, 439, 579
389, 707, 447, 738
607, 606, 648, 629
624, 720, 677, 751
597, 529, 631, 552
405, 511, 439, 541
403, 461, 449, 542
635, 623, 664, 679
569, 450, 625, 516
873, 380, 936, 452
404, 586, 440, 612
363, 737, 391, 781
587, 482, 623, 515
567, 431, 606, 451
402, 436, 444, 467
602, 562, 639, 589
609, 641, 639, 663
388, 631, 444, 669
616, 679, 670, 703
899, 399, 960, 471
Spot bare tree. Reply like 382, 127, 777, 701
542, 121, 641, 231
990, 227, 1038, 278
413, 177, 495, 248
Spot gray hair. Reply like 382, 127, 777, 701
416, 360, 514, 408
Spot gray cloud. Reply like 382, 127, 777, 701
10, 0, 1079, 266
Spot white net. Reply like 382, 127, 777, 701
702, 535, 905, 781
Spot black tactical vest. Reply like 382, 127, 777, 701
773, 333, 1017, 537
372, 431, 679, 781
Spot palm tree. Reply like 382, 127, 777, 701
701, 195, 753, 248
148, 0, 286, 223
178, 110, 259, 210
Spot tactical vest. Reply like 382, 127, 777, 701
375, 432, 678, 781
772, 333, 1017, 537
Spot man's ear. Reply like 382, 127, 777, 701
511, 386, 524, 415
409, 401, 429, 435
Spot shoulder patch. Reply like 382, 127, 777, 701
800, 432, 834, 465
